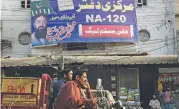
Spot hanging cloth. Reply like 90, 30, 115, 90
158, 79, 163, 93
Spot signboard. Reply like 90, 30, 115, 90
31, 0, 138, 47
1, 78, 40, 106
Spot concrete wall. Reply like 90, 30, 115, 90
176, 0, 179, 30
1, 0, 176, 58
1, 0, 31, 57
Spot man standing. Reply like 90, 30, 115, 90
54, 69, 73, 96
149, 95, 161, 109
50, 69, 73, 109
32, 14, 49, 45
163, 88, 172, 109
55, 69, 98, 109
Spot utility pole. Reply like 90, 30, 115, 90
177, 31, 179, 62
53, 55, 64, 82
61, 55, 64, 71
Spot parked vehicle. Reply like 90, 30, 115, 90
1, 74, 52, 109
83, 89, 126, 109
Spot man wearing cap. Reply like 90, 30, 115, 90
31, 0, 55, 46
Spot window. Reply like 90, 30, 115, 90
63, 43, 105, 51
136, 0, 147, 7
66, 43, 87, 51
21, 0, 30, 8
18, 32, 31, 45
1, 39, 12, 50
119, 69, 139, 89
139, 29, 150, 42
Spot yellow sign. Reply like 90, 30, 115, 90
2, 94, 37, 106
1, 77, 41, 106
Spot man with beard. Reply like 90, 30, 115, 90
32, 14, 48, 45
55, 69, 98, 109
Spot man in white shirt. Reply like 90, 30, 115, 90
149, 95, 161, 109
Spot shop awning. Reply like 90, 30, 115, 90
62, 55, 178, 65
1, 55, 178, 67
1, 56, 61, 67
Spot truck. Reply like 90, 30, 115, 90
1, 74, 52, 109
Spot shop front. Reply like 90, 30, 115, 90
158, 68, 179, 109
117, 68, 141, 108
78, 66, 142, 108
113, 65, 158, 109
2, 55, 179, 109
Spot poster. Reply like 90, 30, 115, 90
120, 87, 128, 96
31, 0, 138, 47
1, 78, 40, 106
120, 87, 128, 101
127, 88, 139, 101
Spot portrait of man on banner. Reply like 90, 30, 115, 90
31, 0, 55, 47
32, 14, 49, 45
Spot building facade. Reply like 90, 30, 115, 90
1, 0, 177, 57
1, 0, 179, 109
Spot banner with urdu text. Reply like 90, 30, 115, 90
31, 0, 138, 47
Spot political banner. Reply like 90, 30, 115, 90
31, 0, 138, 47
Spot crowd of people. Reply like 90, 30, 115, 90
49, 68, 98, 109
49, 68, 174, 109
